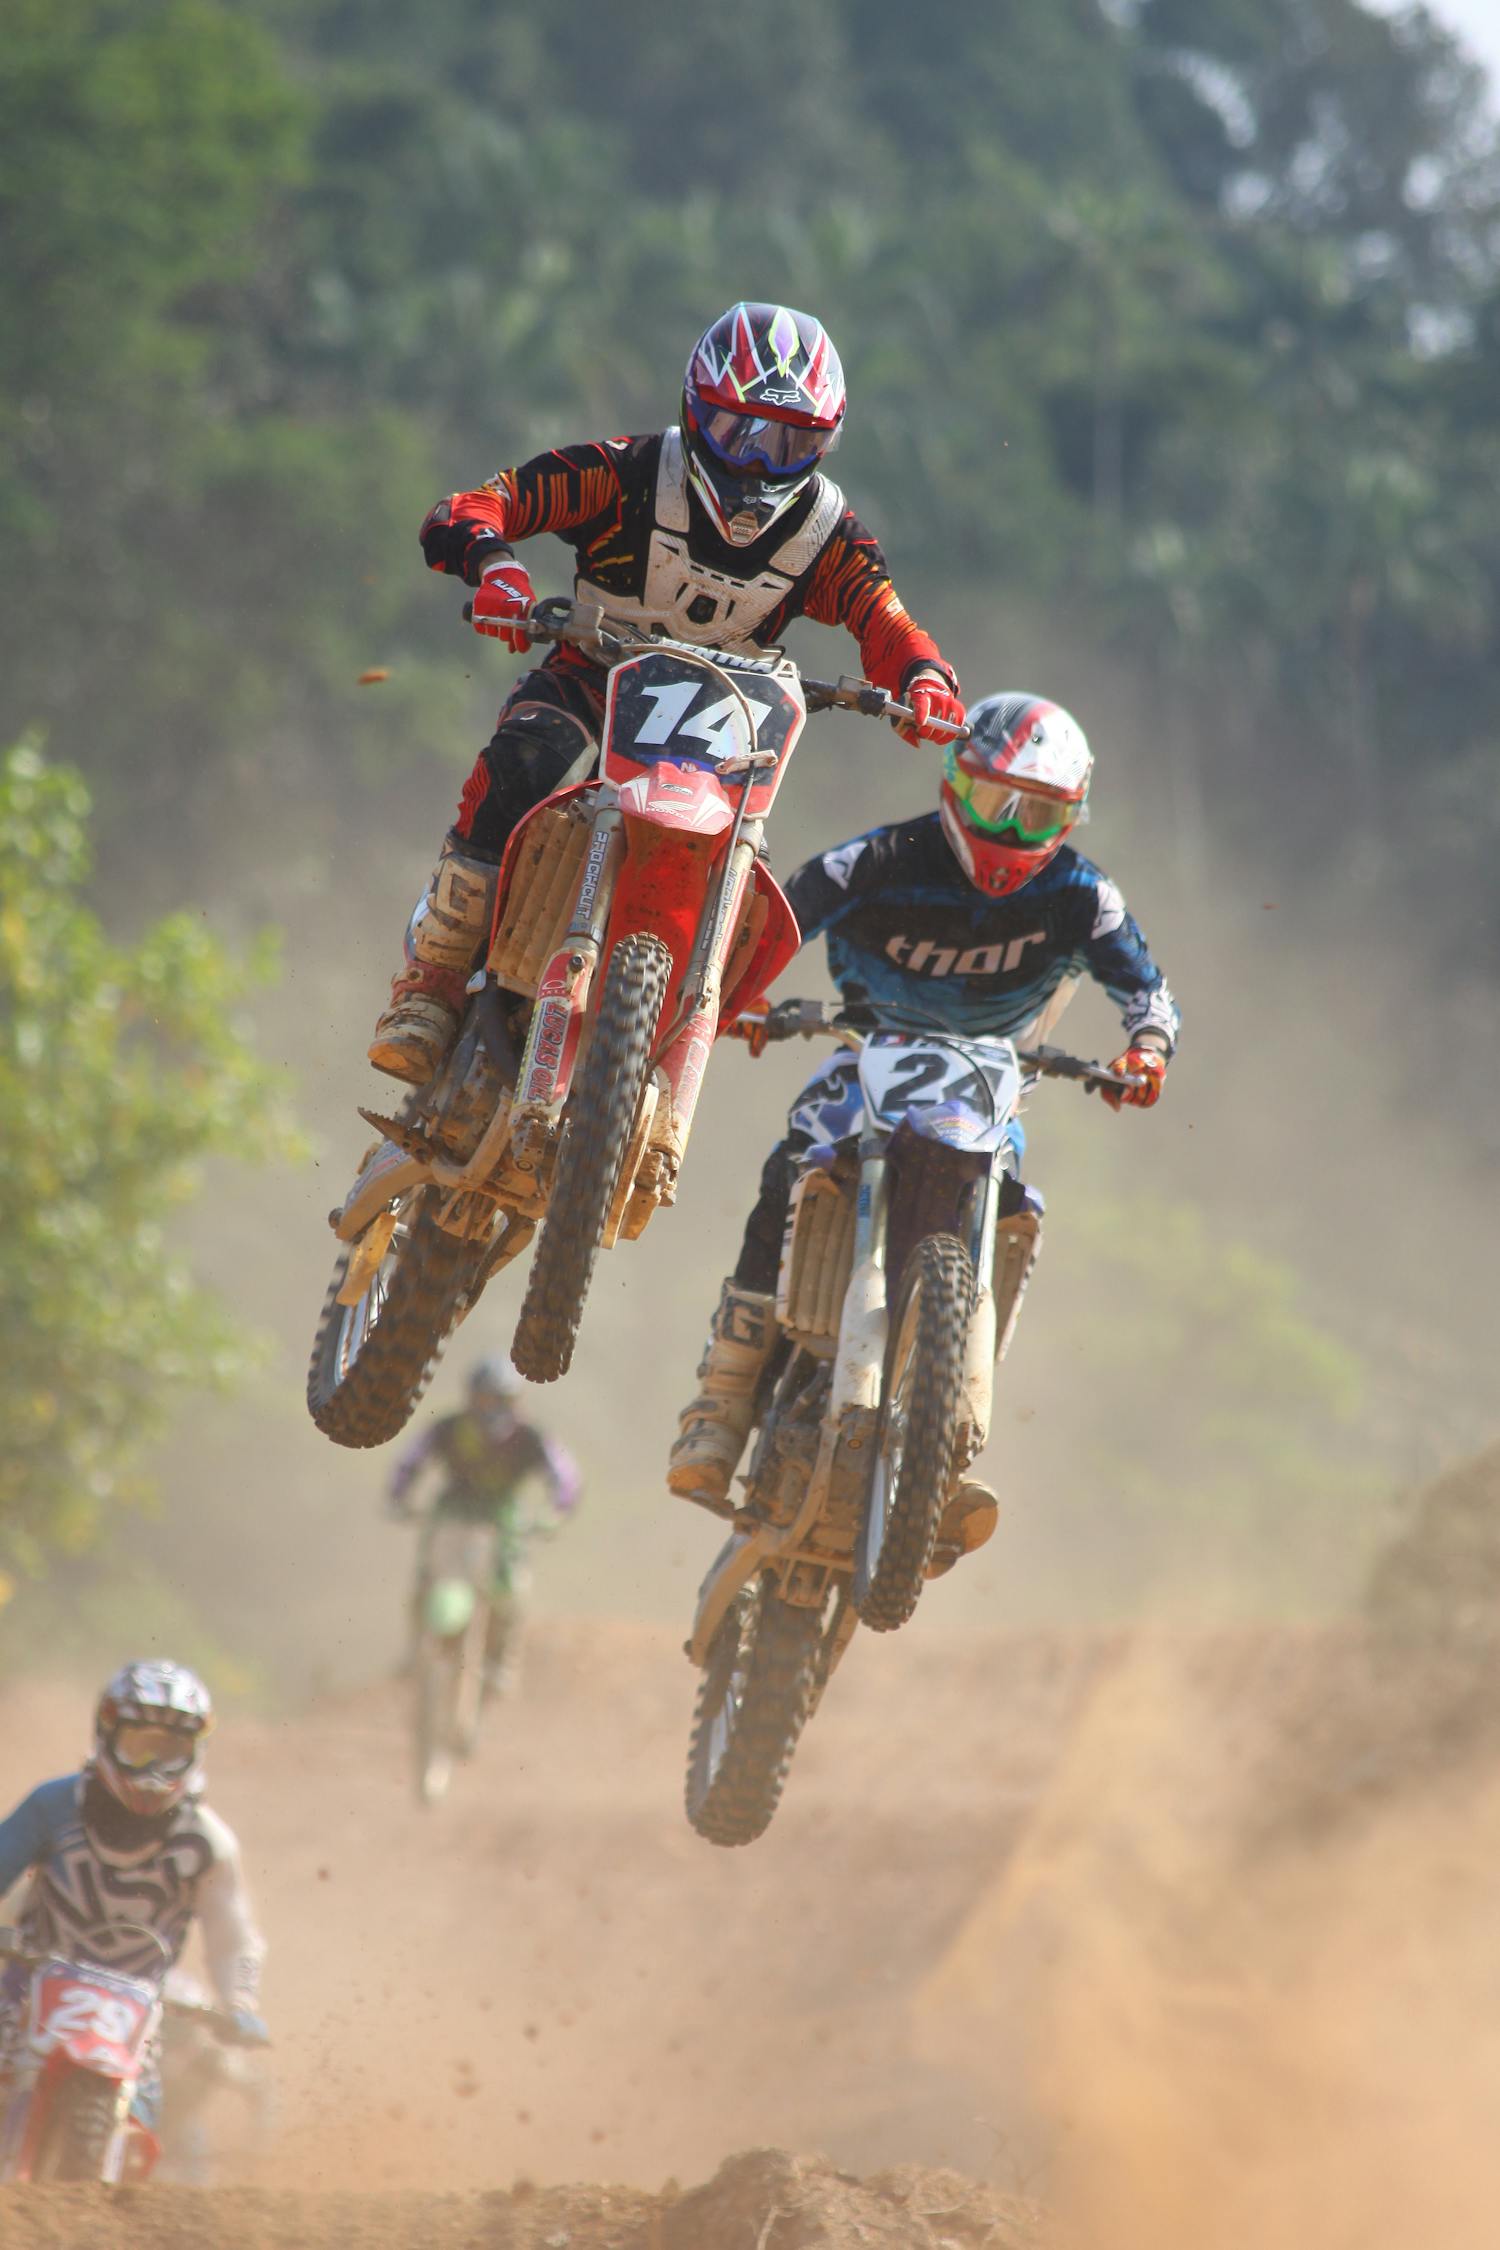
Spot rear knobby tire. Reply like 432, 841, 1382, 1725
307, 1190, 478, 1449
686, 1579, 823, 1848
36, 2073, 120, 2182
511, 932, 672, 1383
853, 1231, 972, 1632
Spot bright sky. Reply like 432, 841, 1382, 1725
1383, 0, 1500, 89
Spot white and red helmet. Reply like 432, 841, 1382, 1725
681, 302, 846, 547
93, 1660, 214, 1818
939, 693, 1093, 899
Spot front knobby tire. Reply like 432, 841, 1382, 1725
307, 1190, 480, 1449
511, 932, 672, 1383
36, 2074, 120, 2182
686, 1580, 824, 1848
853, 1231, 972, 1632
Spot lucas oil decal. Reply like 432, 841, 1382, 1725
524, 999, 572, 1102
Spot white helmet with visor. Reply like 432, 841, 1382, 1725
939, 692, 1093, 899
93, 1660, 214, 1818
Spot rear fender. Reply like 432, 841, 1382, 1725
333, 1141, 427, 1245
687, 1529, 766, 1670
119, 2120, 161, 2186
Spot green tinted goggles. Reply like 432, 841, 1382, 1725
948, 766, 1085, 843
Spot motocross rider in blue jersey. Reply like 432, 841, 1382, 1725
0, 1663, 267, 2132
668, 692, 1181, 1562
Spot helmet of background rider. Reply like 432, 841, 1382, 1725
681, 302, 846, 549
466, 1356, 521, 1412
939, 694, 1093, 900
92, 1660, 214, 1820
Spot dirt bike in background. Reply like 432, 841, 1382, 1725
0, 1929, 254, 2183
309, 595, 944, 1440
683, 1003, 1145, 1847
409, 1512, 551, 1805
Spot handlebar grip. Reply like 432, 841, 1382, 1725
462, 601, 473, 623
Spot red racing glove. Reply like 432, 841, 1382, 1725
724, 997, 772, 1057
895, 669, 966, 748
1100, 1047, 1168, 1111
471, 557, 535, 652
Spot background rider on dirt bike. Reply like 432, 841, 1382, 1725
0, 1662, 268, 2136
369, 299, 967, 1085
668, 692, 1181, 1560
388, 1358, 581, 1687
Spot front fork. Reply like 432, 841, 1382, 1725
652, 827, 759, 1153
507, 796, 626, 1150
957, 1163, 1039, 1460
507, 797, 761, 1164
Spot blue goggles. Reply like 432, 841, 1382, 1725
690, 400, 839, 479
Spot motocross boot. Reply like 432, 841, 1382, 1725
926, 1479, 999, 1579
667, 1281, 778, 1514
368, 844, 498, 1083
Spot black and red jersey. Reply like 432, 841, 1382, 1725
419, 430, 956, 698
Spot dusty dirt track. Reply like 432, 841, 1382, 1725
6, 1541, 1500, 2247
0, 2149, 1042, 2248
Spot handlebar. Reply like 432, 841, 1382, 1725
731, 999, 1149, 1093
0, 1932, 259, 2040
461, 594, 969, 742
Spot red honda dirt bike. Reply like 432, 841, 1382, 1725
308, 596, 937, 1442
0, 1931, 248, 2184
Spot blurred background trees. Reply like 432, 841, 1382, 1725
0, 742, 294, 1592
3, 0, 1496, 907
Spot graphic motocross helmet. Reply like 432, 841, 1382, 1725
682, 302, 846, 548
93, 1660, 214, 1818
940, 693, 1093, 899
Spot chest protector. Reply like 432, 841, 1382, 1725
575, 427, 845, 654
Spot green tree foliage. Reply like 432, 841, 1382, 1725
2, 0, 1495, 913
1072, 1183, 1371, 1595
0, 741, 295, 1577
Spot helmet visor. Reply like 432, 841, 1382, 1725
691, 402, 838, 478
949, 770, 1085, 844
112, 1722, 197, 1772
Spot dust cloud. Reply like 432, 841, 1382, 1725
917, 1466, 1500, 2248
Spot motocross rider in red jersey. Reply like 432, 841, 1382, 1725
370, 301, 967, 1083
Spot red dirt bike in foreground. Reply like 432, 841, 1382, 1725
0, 1931, 248, 2183
309, 596, 935, 1443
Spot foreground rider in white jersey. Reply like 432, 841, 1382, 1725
0, 1662, 267, 2135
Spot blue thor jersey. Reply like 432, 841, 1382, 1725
783, 815, 1179, 1051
